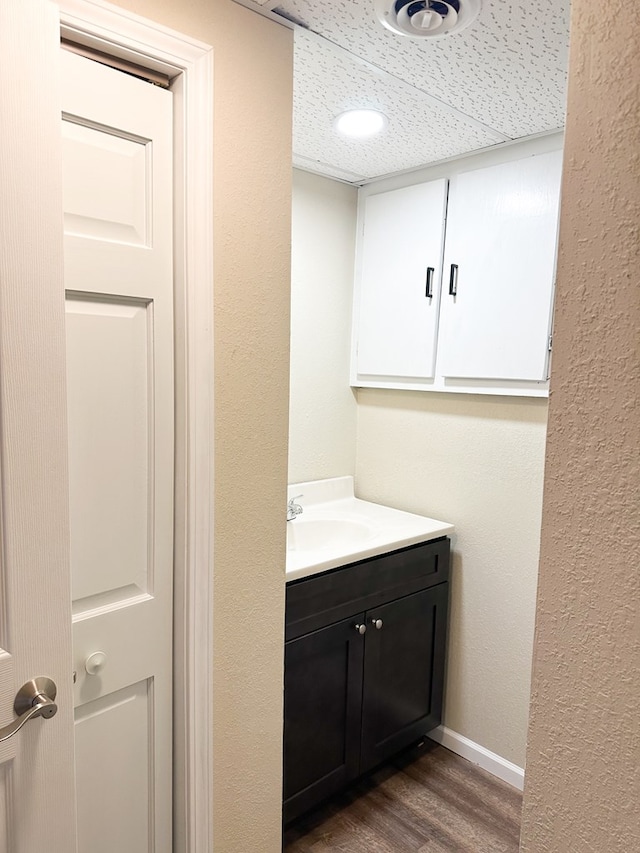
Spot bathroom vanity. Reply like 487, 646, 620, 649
284, 478, 453, 823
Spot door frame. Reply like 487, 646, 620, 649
58, 2, 214, 851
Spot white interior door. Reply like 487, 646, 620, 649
0, 1, 76, 850
355, 179, 448, 380
60, 49, 174, 853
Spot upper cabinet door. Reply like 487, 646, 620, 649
438, 150, 563, 381
355, 179, 447, 380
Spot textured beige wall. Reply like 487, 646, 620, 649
520, 1, 640, 850
356, 391, 548, 766
109, 1, 292, 850
288, 170, 358, 484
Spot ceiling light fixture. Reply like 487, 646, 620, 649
374, 0, 482, 40
334, 109, 388, 139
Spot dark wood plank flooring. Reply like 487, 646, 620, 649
283, 740, 522, 852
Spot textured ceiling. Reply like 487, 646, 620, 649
235, 0, 570, 182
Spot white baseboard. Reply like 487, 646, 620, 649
428, 725, 525, 791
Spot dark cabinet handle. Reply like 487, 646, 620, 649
425, 267, 435, 298
449, 264, 458, 296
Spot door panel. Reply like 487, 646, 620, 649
66, 295, 152, 610
61, 119, 149, 245
438, 151, 562, 381
283, 615, 365, 823
356, 180, 447, 380
75, 680, 153, 851
360, 584, 449, 773
61, 48, 174, 853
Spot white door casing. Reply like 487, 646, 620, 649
0, 1, 77, 850
61, 48, 174, 852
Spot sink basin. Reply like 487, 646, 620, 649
287, 517, 376, 552
285, 477, 454, 580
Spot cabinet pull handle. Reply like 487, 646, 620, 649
425, 267, 435, 299
370, 618, 383, 630
449, 263, 458, 296
354, 623, 366, 635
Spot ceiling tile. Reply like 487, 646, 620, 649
293, 31, 503, 182
277, 0, 569, 138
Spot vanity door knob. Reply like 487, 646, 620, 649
355, 623, 367, 635
371, 618, 383, 630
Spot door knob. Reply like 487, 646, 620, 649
355, 623, 367, 635
0, 677, 58, 743
85, 651, 107, 675
370, 618, 383, 630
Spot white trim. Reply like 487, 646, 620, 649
60, 0, 213, 69
428, 726, 525, 791
57, 3, 214, 852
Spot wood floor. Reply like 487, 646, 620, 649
283, 741, 522, 852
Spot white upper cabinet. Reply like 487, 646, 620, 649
438, 151, 563, 382
355, 180, 447, 379
351, 148, 563, 396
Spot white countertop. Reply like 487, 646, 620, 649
286, 476, 454, 582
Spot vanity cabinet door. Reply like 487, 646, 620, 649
283, 614, 366, 824
360, 583, 449, 774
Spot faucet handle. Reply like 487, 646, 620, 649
286, 494, 304, 522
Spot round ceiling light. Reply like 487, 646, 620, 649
374, 0, 482, 40
334, 109, 388, 139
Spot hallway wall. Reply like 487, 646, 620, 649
520, 0, 640, 848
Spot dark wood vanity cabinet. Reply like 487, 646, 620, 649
283, 537, 450, 824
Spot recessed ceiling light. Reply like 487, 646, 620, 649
334, 109, 388, 139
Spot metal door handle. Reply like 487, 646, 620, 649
425, 266, 435, 298
449, 263, 458, 296
0, 677, 58, 743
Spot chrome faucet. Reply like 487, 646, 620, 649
287, 495, 304, 522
